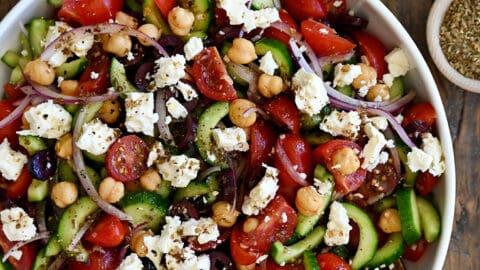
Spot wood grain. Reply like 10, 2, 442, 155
0, 0, 477, 269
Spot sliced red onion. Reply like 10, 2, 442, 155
318, 50, 355, 67
365, 108, 416, 149
47, 253, 66, 270
0, 95, 31, 129
301, 41, 323, 77
35, 202, 48, 241
198, 166, 222, 182
228, 63, 260, 102
384, 128, 402, 179
289, 38, 314, 74
72, 106, 132, 221
67, 210, 100, 252
275, 138, 309, 186
2, 231, 50, 262
270, 21, 302, 41
243, 107, 268, 120
155, 90, 175, 145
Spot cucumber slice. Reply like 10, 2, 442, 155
341, 202, 378, 270
396, 187, 422, 245
9, 65, 25, 85
19, 32, 32, 61
56, 57, 88, 79
126, 0, 143, 13
120, 191, 169, 231
156, 179, 172, 200
173, 180, 210, 202
179, 0, 213, 32
1, 50, 20, 69
18, 135, 48, 156
47, 0, 64, 8
416, 196, 441, 243
365, 232, 406, 268
389, 77, 405, 100
251, 0, 274, 10
143, 0, 172, 35
374, 196, 397, 213
32, 248, 49, 270
226, 62, 251, 87
303, 250, 321, 270
27, 179, 48, 202
396, 140, 418, 186
83, 150, 106, 164
58, 159, 78, 182
110, 57, 137, 97
329, 245, 351, 261
45, 235, 61, 257
255, 38, 294, 79
28, 18, 54, 58
71, 102, 103, 129
336, 85, 354, 97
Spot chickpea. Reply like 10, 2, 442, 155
227, 38, 257, 64
115, 11, 138, 29
295, 186, 325, 216
366, 84, 390, 102
378, 208, 402, 233
99, 177, 125, 203
137, 24, 161, 46
103, 33, 132, 57
258, 73, 283, 98
55, 133, 73, 160
331, 147, 360, 175
243, 217, 259, 233
98, 99, 121, 124
212, 201, 240, 227
131, 230, 154, 257
59, 80, 78, 96
23, 59, 55, 86
168, 7, 195, 36
352, 63, 377, 90
51, 182, 78, 208
140, 168, 162, 191
229, 99, 257, 128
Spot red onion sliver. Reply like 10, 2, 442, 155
0, 95, 31, 129
384, 128, 402, 180
2, 231, 50, 262
275, 138, 309, 186
270, 21, 302, 41
198, 166, 222, 182
47, 253, 67, 270
301, 41, 323, 76
155, 90, 175, 145
289, 38, 315, 74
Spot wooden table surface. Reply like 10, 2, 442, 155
0, 0, 477, 269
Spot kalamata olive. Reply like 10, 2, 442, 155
188, 227, 232, 252
209, 251, 234, 270
140, 257, 157, 270
172, 116, 198, 150
158, 35, 185, 56
169, 200, 199, 220
135, 62, 154, 91
29, 149, 57, 180
119, 42, 145, 67
329, 14, 369, 32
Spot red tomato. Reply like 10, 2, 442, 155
58, 0, 123, 26
249, 120, 276, 167
3, 84, 25, 101
106, 135, 149, 182
352, 31, 388, 78
193, 47, 237, 101
357, 162, 400, 203
415, 172, 439, 197
230, 226, 262, 265
84, 215, 126, 247
403, 238, 429, 262
301, 19, 356, 57
69, 248, 120, 270
320, 0, 347, 17
0, 224, 37, 269
153, 0, 176, 18
214, 7, 230, 27
5, 166, 33, 200
317, 253, 352, 270
263, 9, 299, 46
282, 0, 326, 21
313, 139, 366, 194
256, 257, 305, 270
402, 102, 437, 130
77, 53, 110, 96
0, 100, 22, 146
274, 134, 313, 190
264, 96, 301, 134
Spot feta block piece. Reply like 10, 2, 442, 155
70, 33, 94, 57
153, 54, 186, 88
166, 247, 209, 270
17, 100, 72, 139
157, 155, 200, 187
125, 92, 159, 136
0, 139, 28, 181
382, 73, 395, 88
176, 81, 198, 101
218, 0, 279, 32
143, 235, 164, 270
259, 51, 278, 75
361, 123, 392, 171
181, 217, 220, 244
116, 253, 143, 270
320, 110, 362, 139
147, 141, 166, 167
407, 133, 445, 176
313, 178, 333, 196
242, 165, 279, 215
184, 37, 204, 61
292, 68, 330, 116
166, 97, 188, 119
324, 201, 351, 246
157, 216, 184, 254
385, 48, 410, 77
43, 22, 72, 67
363, 115, 389, 131
407, 147, 432, 173
211, 127, 249, 152
333, 64, 362, 87
75, 119, 119, 155
0, 207, 37, 242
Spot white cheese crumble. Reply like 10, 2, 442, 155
211, 127, 249, 152
90, 71, 99, 80
175, 81, 198, 101
17, 100, 72, 139
361, 123, 393, 171
0, 207, 37, 242
363, 115, 389, 131
75, 118, 119, 155
184, 37, 204, 61
333, 64, 362, 87
166, 97, 188, 119
0, 138, 28, 181
242, 165, 279, 215
382, 73, 395, 88
320, 110, 362, 139
125, 92, 159, 136
157, 216, 184, 253
153, 54, 186, 88
385, 48, 411, 77
292, 68, 330, 116
218, 0, 280, 32
259, 51, 278, 75
147, 141, 166, 167
181, 217, 220, 244
407, 133, 445, 176
157, 155, 200, 187
165, 247, 210, 270
324, 201, 352, 246
313, 178, 333, 196
116, 253, 143, 270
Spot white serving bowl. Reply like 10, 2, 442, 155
0, 0, 455, 269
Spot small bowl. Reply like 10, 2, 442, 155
427, 0, 480, 93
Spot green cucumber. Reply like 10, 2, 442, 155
120, 191, 169, 231
303, 250, 321, 270
56, 57, 88, 79
27, 18, 54, 58
255, 38, 294, 79
389, 77, 405, 100
0, 252, 12, 270
365, 232, 406, 268
226, 62, 251, 87
45, 235, 61, 257
58, 159, 78, 182
126, 0, 143, 13
32, 248, 49, 270
27, 179, 48, 202
374, 196, 397, 213
179, 0, 213, 32
110, 57, 137, 97
173, 181, 210, 202
143, 0, 172, 35
251, 0, 274, 10
322, 63, 334, 80
156, 180, 172, 200
195, 102, 230, 169
47, 0, 63, 8
416, 196, 441, 243
295, 214, 321, 237
1, 50, 20, 69
304, 131, 334, 146
9, 65, 25, 85
83, 150, 106, 165
396, 140, 418, 186
330, 245, 351, 261
19, 135, 48, 156
336, 85, 354, 97
72, 102, 103, 129
341, 202, 378, 270
19, 32, 32, 61
396, 187, 422, 245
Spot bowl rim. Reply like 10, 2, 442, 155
426, 0, 480, 93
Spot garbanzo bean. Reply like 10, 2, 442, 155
227, 38, 257, 64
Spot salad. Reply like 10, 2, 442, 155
0, 0, 446, 269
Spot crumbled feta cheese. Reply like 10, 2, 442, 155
70, 33, 94, 57
0, 139, 28, 181
0, 207, 37, 242
184, 37, 204, 61
281, 212, 288, 223
218, 0, 279, 32
313, 178, 333, 195
361, 123, 392, 171
90, 71, 99, 80
256, 254, 269, 264
324, 202, 351, 246
17, 100, 72, 139
43, 22, 72, 66
175, 81, 198, 101
211, 127, 249, 152
166, 97, 188, 119
382, 73, 395, 88
292, 68, 329, 116
126, 51, 135, 61
333, 0, 343, 7
242, 165, 279, 215
157, 155, 200, 187
363, 115, 389, 131
20, 50, 28, 57
407, 133, 445, 176
153, 54, 186, 88
143, 235, 164, 270
147, 141, 166, 167
181, 218, 220, 244
385, 48, 410, 77
165, 247, 209, 270
125, 92, 159, 136
10, 250, 22, 260
259, 51, 278, 75
395, 114, 404, 124
320, 110, 362, 139
116, 253, 143, 270
407, 147, 432, 173
75, 118, 119, 155
157, 216, 184, 254
333, 64, 362, 87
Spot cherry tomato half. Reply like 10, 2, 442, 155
301, 19, 356, 57
6, 166, 33, 200
77, 53, 111, 96
263, 9, 300, 46
264, 96, 301, 134
58, 0, 123, 26
3, 84, 25, 101
0, 224, 37, 269
84, 214, 126, 247
282, 0, 326, 21
415, 172, 439, 197
0, 100, 23, 146
230, 225, 262, 265
321, 0, 347, 17
68, 247, 120, 270
106, 135, 149, 182
352, 31, 388, 78
403, 238, 429, 262
317, 253, 352, 270
402, 102, 437, 131
249, 119, 276, 167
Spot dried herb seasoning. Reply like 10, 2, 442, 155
439, 0, 480, 80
